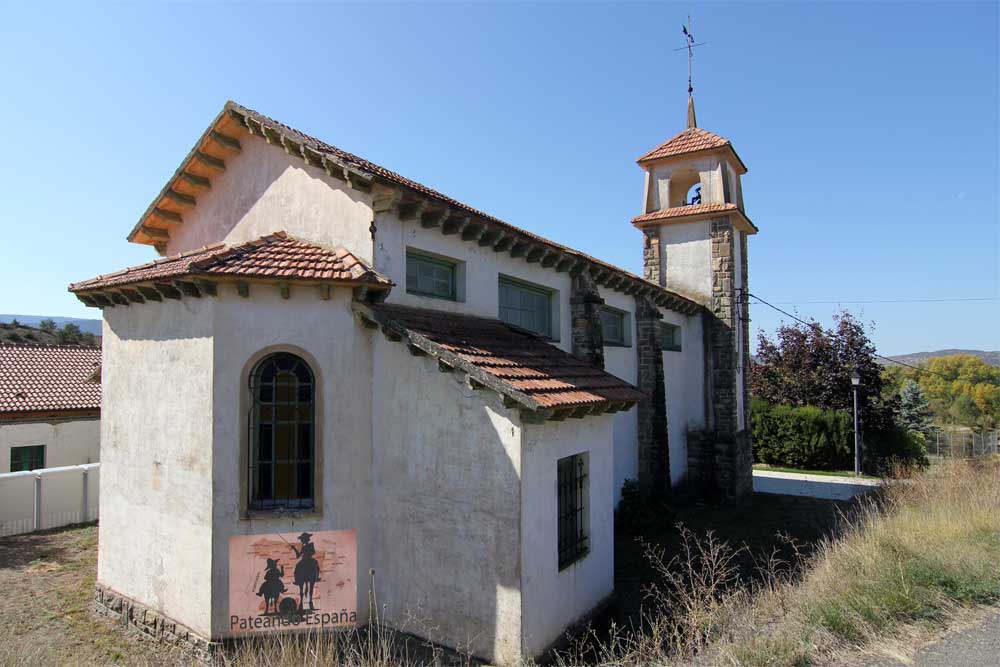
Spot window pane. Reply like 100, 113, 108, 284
499, 279, 552, 337
601, 308, 626, 345
406, 252, 456, 300
10, 445, 44, 472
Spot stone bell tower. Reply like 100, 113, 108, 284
632, 95, 758, 501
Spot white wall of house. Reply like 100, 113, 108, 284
374, 210, 574, 352
733, 233, 746, 432
662, 309, 706, 485
98, 297, 217, 637
520, 415, 615, 658
601, 289, 639, 502
207, 286, 375, 638
371, 335, 524, 663
163, 136, 374, 262
0, 416, 99, 473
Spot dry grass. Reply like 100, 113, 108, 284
2, 460, 996, 667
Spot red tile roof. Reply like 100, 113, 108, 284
633, 203, 739, 224
70, 232, 391, 293
362, 303, 646, 415
0, 344, 102, 415
637, 127, 733, 163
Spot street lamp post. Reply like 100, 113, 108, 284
851, 369, 862, 476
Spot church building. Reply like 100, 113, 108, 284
70, 97, 755, 662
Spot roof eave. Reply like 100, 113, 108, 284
637, 144, 748, 175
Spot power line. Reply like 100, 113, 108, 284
747, 292, 954, 380
767, 297, 998, 305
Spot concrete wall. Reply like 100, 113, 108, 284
374, 210, 573, 352
98, 297, 217, 637
660, 221, 712, 304
371, 336, 523, 663
0, 416, 99, 473
662, 309, 706, 486
164, 135, 374, 262
520, 415, 615, 658
207, 286, 374, 638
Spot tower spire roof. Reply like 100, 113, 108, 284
686, 95, 697, 129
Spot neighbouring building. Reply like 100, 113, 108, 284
0, 343, 101, 473
69, 96, 755, 662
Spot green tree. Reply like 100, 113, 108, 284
57, 323, 83, 345
898, 380, 933, 438
39, 319, 58, 333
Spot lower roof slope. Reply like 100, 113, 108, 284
0, 344, 102, 415
358, 303, 645, 420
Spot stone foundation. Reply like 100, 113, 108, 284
569, 272, 605, 368
93, 583, 220, 663
686, 429, 753, 502
635, 295, 671, 501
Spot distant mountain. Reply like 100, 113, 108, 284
880, 350, 1000, 368
0, 314, 101, 336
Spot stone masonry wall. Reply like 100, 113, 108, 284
94, 583, 220, 664
642, 228, 662, 285
635, 295, 670, 501
570, 272, 606, 368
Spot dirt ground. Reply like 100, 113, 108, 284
0, 493, 852, 666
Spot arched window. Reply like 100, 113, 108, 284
668, 167, 702, 208
249, 352, 314, 510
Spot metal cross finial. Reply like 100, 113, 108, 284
674, 15, 706, 96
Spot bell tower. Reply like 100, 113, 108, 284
632, 95, 757, 502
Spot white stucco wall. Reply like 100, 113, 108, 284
662, 310, 706, 485
163, 135, 374, 262
98, 297, 217, 637
600, 290, 639, 502
520, 415, 615, 658
374, 210, 573, 352
371, 336, 524, 663
207, 286, 374, 638
0, 416, 99, 473
660, 221, 712, 304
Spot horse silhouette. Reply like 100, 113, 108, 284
256, 558, 286, 615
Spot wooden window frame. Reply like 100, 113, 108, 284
406, 250, 459, 301
10, 444, 44, 472
600, 306, 631, 347
498, 276, 556, 340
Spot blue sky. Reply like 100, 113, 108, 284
0, 2, 996, 355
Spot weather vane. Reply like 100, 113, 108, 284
674, 15, 706, 96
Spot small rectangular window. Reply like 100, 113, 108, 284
499, 277, 553, 338
600, 306, 630, 347
661, 322, 682, 352
557, 453, 589, 570
10, 445, 44, 472
406, 251, 457, 300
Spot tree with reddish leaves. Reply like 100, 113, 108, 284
751, 311, 898, 438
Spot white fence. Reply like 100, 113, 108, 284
0, 463, 99, 536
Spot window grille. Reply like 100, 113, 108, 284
499, 278, 553, 338
557, 454, 588, 569
406, 251, 457, 300
249, 352, 315, 511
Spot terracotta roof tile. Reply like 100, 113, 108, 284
70, 232, 391, 293
365, 303, 646, 414
637, 127, 732, 163
0, 344, 101, 415
632, 203, 739, 224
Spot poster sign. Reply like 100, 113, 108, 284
228, 529, 357, 634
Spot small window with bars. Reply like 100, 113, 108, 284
406, 251, 458, 300
10, 445, 44, 472
600, 306, 630, 347
249, 352, 315, 511
557, 453, 589, 570
660, 322, 682, 352
499, 277, 554, 338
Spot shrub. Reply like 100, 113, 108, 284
751, 398, 854, 470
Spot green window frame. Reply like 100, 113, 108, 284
499, 277, 553, 338
406, 251, 457, 300
600, 306, 630, 347
660, 322, 682, 352
10, 445, 44, 472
